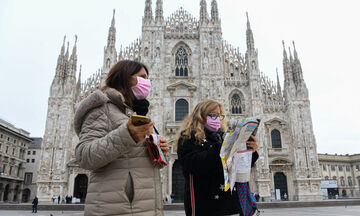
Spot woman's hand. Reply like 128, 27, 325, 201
127, 117, 154, 143
246, 135, 258, 152
159, 137, 170, 155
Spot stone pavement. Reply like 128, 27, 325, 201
165, 206, 360, 215
1, 206, 360, 216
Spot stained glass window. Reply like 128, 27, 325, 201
231, 94, 242, 114
175, 47, 188, 76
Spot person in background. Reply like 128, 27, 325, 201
32, 196, 38, 213
176, 99, 259, 216
255, 194, 260, 202
74, 60, 169, 216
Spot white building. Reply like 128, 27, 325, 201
319, 153, 360, 198
37, 0, 323, 202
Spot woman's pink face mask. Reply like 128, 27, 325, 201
131, 76, 151, 100
205, 116, 221, 132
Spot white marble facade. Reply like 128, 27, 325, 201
37, 0, 322, 202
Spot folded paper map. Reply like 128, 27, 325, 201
220, 117, 260, 191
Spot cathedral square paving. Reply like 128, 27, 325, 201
1, 206, 360, 216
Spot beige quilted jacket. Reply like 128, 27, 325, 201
74, 88, 163, 216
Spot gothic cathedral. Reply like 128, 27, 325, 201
37, 0, 322, 202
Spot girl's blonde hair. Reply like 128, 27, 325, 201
173, 99, 227, 149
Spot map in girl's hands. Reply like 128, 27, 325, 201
220, 117, 261, 192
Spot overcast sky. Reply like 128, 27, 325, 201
0, 0, 359, 155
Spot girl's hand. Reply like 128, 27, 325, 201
246, 135, 258, 152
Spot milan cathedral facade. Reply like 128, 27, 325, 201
37, 0, 323, 202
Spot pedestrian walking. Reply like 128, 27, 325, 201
74, 60, 169, 215
57, 195, 60, 204
176, 99, 259, 216
32, 196, 38, 213
51, 195, 56, 203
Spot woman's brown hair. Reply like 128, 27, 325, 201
102, 60, 148, 107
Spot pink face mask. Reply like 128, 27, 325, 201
205, 116, 221, 132
131, 76, 151, 100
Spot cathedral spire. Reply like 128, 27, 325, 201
63, 41, 70, 77
155, 0, 163, 23
56, 36, 66, 76
211, 0, 219, 23
292, 40, 304, 85
107, 9, 116, 47
200, 0, 209, 24
143, 0, 153, 24
276, 68, 282, 96
75, 65, 82, 100
293, 40, 298, 60
69, 35, 78, 76
282, 40, 288, 60
282, 41, 293, 86
246, 12, 255, 52
65, 41, 69, 61
71, 35, 77, 56
61, 35, 66, 56
288, 46, 293, 63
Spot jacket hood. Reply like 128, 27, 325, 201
74, 88, 127, 135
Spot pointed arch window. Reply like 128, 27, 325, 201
175, 99, 189, 121
271, 129, 282, 148
231, 94, 242, 114
175, 47, 188, 77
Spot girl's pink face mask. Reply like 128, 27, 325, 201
205, 116, 221, 132
131, 76, 151, 100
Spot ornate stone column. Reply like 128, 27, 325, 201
167, 158, 175, 203
18, 183, 23, 203
0, 186, 4, 201
67, 168, 75, 196
8, 184, 14, 202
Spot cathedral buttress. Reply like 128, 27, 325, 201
245, 13, 263, 116
282, 42, 322, 200
37, 36, 79, 202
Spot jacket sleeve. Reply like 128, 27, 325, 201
75, 107, 139, 171
177, 136, 220, 176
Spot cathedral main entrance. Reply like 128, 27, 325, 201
73, 174, 88, 203
172, 160, 185, 203
274, 172, 288, 200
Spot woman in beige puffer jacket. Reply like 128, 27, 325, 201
74, 60, 169, 216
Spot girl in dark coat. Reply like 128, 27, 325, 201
176, 99, 259, 216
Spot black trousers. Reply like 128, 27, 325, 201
32, 205, 37, 213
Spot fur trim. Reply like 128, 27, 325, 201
74, 88, 129, 136
74, 90, 109, 135
104, 88, 126, 110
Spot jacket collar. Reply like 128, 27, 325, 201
74, 88, 133, 135
204, 127, 224, 143
104, 88, 134, 117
